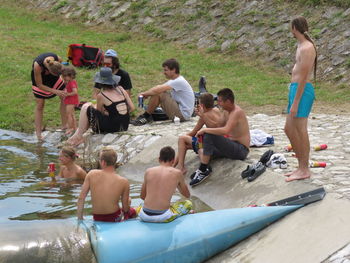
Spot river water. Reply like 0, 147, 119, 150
0, 129, 211, 263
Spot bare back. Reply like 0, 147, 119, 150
142, 165, 188, 210
203, 107, 225, 128
291, 41, 316, 83
225, 105, 250, 149
88, 169, 128, 214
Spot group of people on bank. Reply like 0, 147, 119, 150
35, 16, 317, 223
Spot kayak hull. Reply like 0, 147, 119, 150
87, 206, 301, 263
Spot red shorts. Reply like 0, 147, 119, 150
93, 207, 137, 222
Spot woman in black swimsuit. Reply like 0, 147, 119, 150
31, 53, 67, 140
67, 67, 135, 146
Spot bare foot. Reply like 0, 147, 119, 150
285, 169, 311, 182
284, 169, 298, 177
67, 135, 84, 146
65, 129, 74, 135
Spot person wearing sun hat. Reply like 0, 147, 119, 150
67, 67, 135, 146
93, 48, 133, 97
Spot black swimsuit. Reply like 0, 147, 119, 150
31, 53, 65, 99
87, 88, 130, 133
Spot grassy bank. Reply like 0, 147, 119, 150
0, 1, 348, 134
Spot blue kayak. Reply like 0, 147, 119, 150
86, 205, 301, 263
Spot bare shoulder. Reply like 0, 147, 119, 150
168, 166, 182, 176
86, 169, 100, 177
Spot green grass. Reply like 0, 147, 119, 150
0, 1, 349, 134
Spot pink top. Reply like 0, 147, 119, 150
64, 80, 79, 105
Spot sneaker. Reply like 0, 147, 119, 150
190, 165, 211, 179
131, 114, 153, 126
189, 167, 212, 186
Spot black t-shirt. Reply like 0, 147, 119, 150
94, 68, 132, 90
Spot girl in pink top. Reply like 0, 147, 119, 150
62, 66, 79, 135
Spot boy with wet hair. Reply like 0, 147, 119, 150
77, 147, 136, 222
138, 146, 192, 223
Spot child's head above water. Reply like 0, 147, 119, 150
60, 146, 78, 162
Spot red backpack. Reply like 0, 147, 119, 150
67, 44, 104, 69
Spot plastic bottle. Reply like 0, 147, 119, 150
48, 162, 56, 178
285, 144, 293, 152
309, 161, 327, 168
314, 144, 327, 151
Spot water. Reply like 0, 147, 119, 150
0, 129, 212, 262
0, 130, 148, 223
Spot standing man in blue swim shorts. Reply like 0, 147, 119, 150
284, 16, 317, 182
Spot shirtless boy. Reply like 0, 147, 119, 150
58, 146, 86, 180
138, 146, 192, 223
77, 147, 136, 222
284, 16, 317, 182
174, 93, 224, 175
191, 88, 250, 186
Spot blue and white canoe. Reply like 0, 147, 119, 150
86, 205, 298, 263
85, 187, 326, 263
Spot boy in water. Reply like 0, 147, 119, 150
77, 147, 136, 222
58, 146, 86, 180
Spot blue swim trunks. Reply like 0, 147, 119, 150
287, 82, 315, 117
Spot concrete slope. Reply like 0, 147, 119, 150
120, 132, 350, 262
207, 194, 350, 263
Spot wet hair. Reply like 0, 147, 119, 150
100, 147, 117, 166
45, 58, 62, 75
61, 65, 76, 79
159, 146, 175, 163
291, 16, 317, 80
105, 56, 120, 71
199, 93, 214, 109
217, 88, 235, 103
61, 146, 77, 161
162, 58, 180, 74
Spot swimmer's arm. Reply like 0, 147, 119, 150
121, 180, 131, 213
141, 84, 171, 98
77, 174, 90, 220
177, 172, 190, 198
